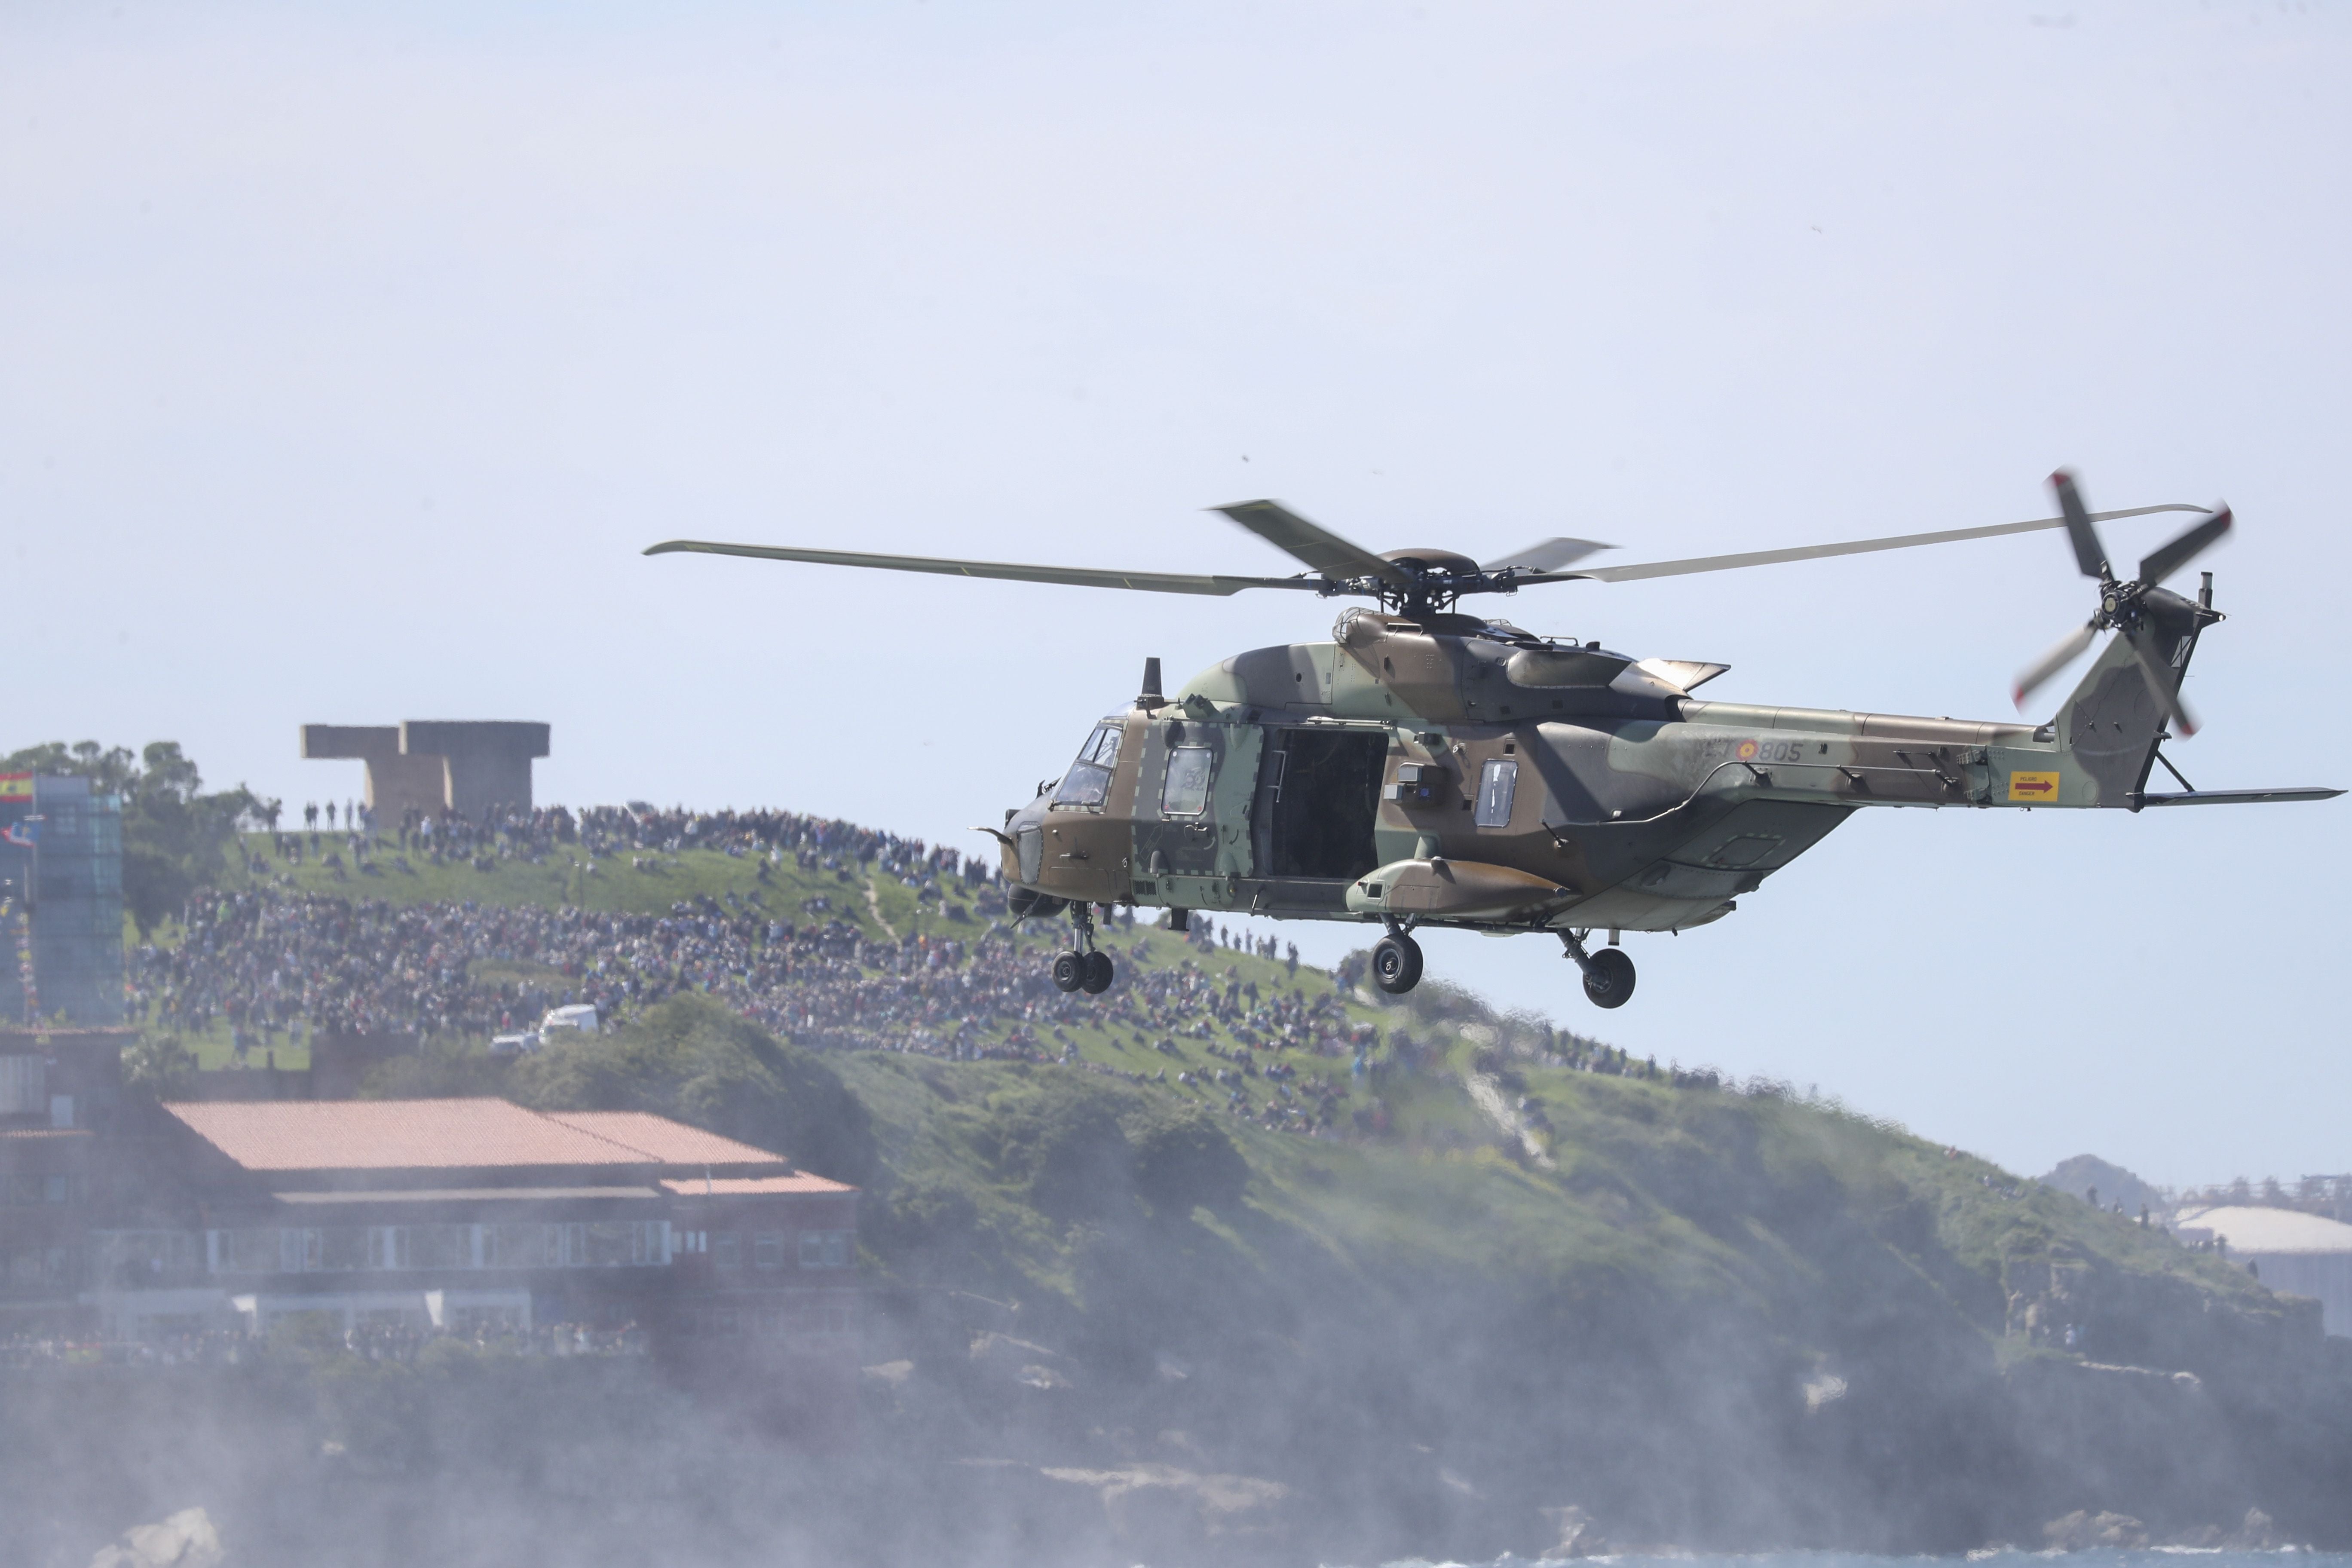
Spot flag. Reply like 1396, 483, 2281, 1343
2, 821, 36, 848
0, 775, 28, 802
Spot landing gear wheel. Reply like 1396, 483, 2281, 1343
1080, 950, 1115, 995
1581, 947, 1636, 1009
1371, 933, 1424, 995
1051, 951, 1086, 992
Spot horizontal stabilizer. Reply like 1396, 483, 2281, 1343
2136, 787, 2345, 807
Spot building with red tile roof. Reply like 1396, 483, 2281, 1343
71, 1096, 859, 1436
160, 1099, 786, 1178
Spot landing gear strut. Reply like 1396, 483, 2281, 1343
1560, 930, 1635, 1009
1372, 921, 1424, 995
1052, 902, 1115, 995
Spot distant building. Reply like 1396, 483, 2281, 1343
0, 1026, 132, 1328
0, 775, 126, 1027
299, 722, 550, 825
2174, 1204, 2352, 1336
2, 1087, 861, 1433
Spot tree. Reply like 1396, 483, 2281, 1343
1, 739, 266, 935
510, 995, 877, 1184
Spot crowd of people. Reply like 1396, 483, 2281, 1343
137, 801, 1708, 1137
135, 798, 1386, 1136
131, 881, 1371, 1102
270, 802, 989, 886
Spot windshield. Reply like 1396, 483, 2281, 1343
1051, 721, 1122, 807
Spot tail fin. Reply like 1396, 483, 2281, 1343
2049, 588, 2207, 806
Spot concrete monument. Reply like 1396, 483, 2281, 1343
300, 721, 549, 823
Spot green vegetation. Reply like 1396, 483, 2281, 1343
3, 739, 269, 935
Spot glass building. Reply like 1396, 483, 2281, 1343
0, 776, 125, 1027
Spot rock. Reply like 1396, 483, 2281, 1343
1539, 1504, 1610, 1559
1038, 1461, 1289, 1546
89, 1507, 224, 1568
2226, 1507, 2278, 1549
2041, 1509, 2147, 1550
861, 1359, 914, 1388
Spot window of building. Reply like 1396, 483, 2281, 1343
485, 1223, 556, 1269
1474, 758, 1519, 828
317, 1226, 368, 1271
564, 1221, 661, 1267
373, 1227, 410, 1270
1161, 747, 1214, 817
416, 1224, 473, 1269
795, 1302, 853, 1334
799, 1229, 851, 1268
221, 1228, 276, 1274
714, 1232, 740, 1270
753, 1232, 784, 1269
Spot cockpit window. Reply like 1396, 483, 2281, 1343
1161, 746, 1213, 817
1051, 722, 1123, 808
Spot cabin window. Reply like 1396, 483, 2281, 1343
1474, 758, 1519, 828
1161, 746, 1214, 817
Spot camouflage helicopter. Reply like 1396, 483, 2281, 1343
649, 472, 2338, 1008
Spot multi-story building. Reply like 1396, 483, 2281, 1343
0, 775, 126, 1028
0, 1026, 129, 1330
94, 1098, 859, 1344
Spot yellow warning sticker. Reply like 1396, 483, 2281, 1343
2008, 771, 2060, 802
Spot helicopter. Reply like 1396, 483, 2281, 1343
649, 471, 2339, 1009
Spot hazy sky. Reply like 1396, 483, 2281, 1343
5, 1, 2345, 1187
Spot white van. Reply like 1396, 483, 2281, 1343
538, 1004, 601, 1045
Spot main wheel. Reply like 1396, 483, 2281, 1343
1371, 933, 1424, 995
1581, 947, 1636, 1009
1080, 950, 1115, 995
1051, 951, 1086, 992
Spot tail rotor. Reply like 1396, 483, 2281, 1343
2011, 470, 2232, 735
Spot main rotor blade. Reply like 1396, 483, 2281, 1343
643, 539, 1323, 597
2124, 625, 2199, 738
1520, 503, 2207, 585
1214, 500, 1414, 589
2050, 470, 2111, 580
2012, 622, 2099, 709
2135, 505, 2232, 588
1482, 537, 1616, 573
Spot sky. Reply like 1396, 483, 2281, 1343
3, 0, 2345, 1188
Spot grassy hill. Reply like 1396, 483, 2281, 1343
104, 824, 2352, 1556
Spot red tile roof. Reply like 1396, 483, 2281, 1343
160, 1099, 787, 1174
539, 1111, 785, 1168
658, 1174, 859, 1196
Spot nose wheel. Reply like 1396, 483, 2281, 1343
1560, 930, 1636, 1009
1372, 930, 1424, 995
1051, 903, 1117, 995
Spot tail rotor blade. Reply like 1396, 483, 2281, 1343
2136, 505, 2233, 588
2125, 628, 2200, 739
2012, 622, 2099, 709
2050, 469, 2111, 580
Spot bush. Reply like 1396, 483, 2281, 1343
1124, 1100, 1247, 1216
510, 995, 876, 1183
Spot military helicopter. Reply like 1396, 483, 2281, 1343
649, 472, 2338, 1008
